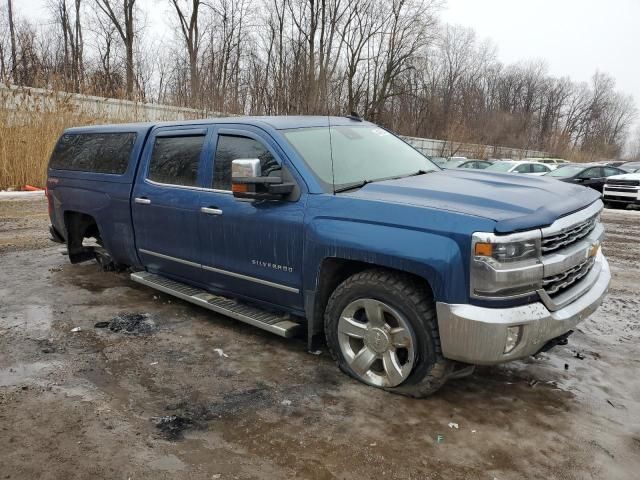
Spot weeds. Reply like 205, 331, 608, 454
0, 85, 203, 190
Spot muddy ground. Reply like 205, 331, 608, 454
0, 195, 638, 479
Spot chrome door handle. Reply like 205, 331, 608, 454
201, 207, 223, 215
135, 197, 151, 205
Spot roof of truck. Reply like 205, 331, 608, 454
62, 115, 374, 134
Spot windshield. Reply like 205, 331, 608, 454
548, 166, 584, 177
485, 162, 516, 172
282, 126, 438, 191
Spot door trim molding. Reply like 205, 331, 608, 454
139, 248, 200, 268
138, 248, 300, 294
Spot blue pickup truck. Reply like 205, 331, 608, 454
46, 116, 610, 396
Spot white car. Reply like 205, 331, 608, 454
485, 160, 552, 176
603, 171, 640, 209
524, 158, 569, 170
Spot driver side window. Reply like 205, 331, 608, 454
580, 167, 601, 178
213, 134, 279, 190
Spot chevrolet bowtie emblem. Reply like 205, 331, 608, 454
588, 242, 600, 258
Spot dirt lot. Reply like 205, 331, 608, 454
1, 195, 639, 480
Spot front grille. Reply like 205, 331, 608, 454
604, 195, 636, 202
541, 215, 598, 254
607, 179, 639, 186
543, 256, 596, 296
605, 187, 638, 193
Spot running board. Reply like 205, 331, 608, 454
130, 272, 302, 338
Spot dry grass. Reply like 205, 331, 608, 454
0, 91, 116, 189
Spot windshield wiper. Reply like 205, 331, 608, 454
406, 169, 434, 177
388, 169, 436, 181
333, 180, 371, 193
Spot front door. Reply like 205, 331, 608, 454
132, 126, 211, 282
577, 167, 605, 192
198, 127, 305, 311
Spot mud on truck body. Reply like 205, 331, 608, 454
46, 116, 610, 397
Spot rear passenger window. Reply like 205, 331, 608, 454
213, 135, 278, 190
531, 164, 548, 173
49, 132, 136, 174
147, 135, 205, 187
514, 164, 531, 173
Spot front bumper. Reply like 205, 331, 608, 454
436, 251, 610, 365
603, 186, 640, 204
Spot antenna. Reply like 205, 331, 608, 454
328, 113, 336, 194
325, 84, 336, 194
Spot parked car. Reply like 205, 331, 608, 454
442, 159, 492, 170
620, 161, 640, 172
598, 160, 627, 167
46, 116, 610, 397
602, 171, 640, 209
546, 164, 627, 193
429, 157, 448, 168
485, 160, 552, 176
527, 158, 569, 169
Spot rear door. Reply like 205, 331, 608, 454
132, 126, 212, 282
198, 126, 306, 311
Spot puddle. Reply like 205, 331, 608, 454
153, 385, 290, 440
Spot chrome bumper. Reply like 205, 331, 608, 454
436, 251, 610, 365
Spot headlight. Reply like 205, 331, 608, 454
471, 231, 543, 299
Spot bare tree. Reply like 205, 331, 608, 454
7, 0, 17, 81
95, 0, 137, 99
51, 0, 84, 91
171, 0, 202, 107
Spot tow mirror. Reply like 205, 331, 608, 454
231, 158, 295, 200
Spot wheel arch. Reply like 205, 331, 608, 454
305, 256, 438, 351
63, 210, 102, 263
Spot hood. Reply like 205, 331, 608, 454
606, 172, 640, 181
346, 170, 601, 233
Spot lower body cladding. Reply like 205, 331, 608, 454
436, 251, 610, 365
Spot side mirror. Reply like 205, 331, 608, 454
231, 158, 295, 201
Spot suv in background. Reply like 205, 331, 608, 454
603, 170, 640, 209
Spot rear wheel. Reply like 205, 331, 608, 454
324, 269, 453, 397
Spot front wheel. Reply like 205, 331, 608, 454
324, 269, 453, 397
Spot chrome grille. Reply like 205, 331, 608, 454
543, 256, 595, 296
607, 179, 639, 187
541, 215, 598, 254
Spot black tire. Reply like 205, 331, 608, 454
324, 269, 453, 397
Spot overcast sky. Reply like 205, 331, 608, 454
15, 0, 640, 119
442, 0, 639, 107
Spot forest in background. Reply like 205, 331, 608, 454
1, 0, 639, 162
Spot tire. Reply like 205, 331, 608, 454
324, 269, 453, 397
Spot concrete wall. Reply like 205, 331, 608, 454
0, 83, 225, 122
401, 136, 551, 160
1, 83, 549, 159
